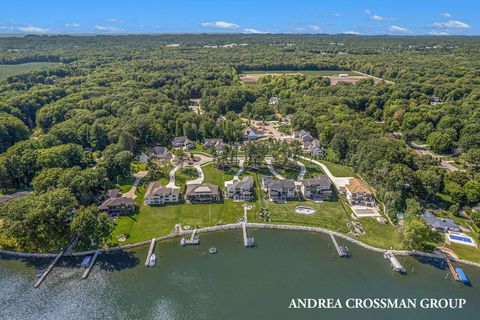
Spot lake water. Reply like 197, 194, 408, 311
0, 230, 479, 320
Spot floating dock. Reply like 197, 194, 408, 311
82, 249, 100, 279
384, 251, 405, 273
34, 248, 65, 288
145, 238, 156, 267
329, 233, 349, 257
180, 229, 200, 246
455, 267, 470, 285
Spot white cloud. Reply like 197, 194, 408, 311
104, 18, 125, 23
371, 15, 385, 21
309, 25, 322, 32
432, 20, 470, 29
243, 28, 268, 34
65, 23, 80, 28
439, 12, 452, 18
388, 25, 410, 33
332, 12, 341, 17
429, 30, 450, 36
94, 25, 122, 32
365, 9, 394, 21
343, 30, 361, 35
18, 26, 49, 33
201, 21, 239, 29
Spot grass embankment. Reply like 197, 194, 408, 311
0, 62, 60, 81
445, 243, 480, 264
320, 160, 356, 177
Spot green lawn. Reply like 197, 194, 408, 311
0, 62, 61, 81
273, 163, 300, 180
320, 160, 356, 177
202, 163, 237, 191
117, 177, 135, 193
445, 243, 480, 264
175, 167, 199, 192
299, 160, 325, 178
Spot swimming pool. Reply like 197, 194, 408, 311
449, 235, 473, 243
447, 233, 477, 247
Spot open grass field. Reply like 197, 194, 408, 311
320, 160, 356, 177
0, 62, 60, 81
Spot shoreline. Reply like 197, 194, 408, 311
1, 223, 480, 269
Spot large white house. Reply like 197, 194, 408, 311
224, 176, 254, 201
144, 182, 180, 205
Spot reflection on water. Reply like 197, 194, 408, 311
0, 230, 479, 320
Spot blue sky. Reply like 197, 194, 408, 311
0, 0, 478, 35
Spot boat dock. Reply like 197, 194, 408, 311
445, 257, 460, 281
145, 238, 156, 267
82, 249, 100, 279
34, 248, 65, 288
329, 233, 349, 257
242, 222, 255, 247
384, 251, 405, 273
180, 229, 200, 246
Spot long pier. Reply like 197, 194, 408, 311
145, 238, 156, 267
82, 249, 100, 279
242, 222, 255, 247
34, 248, 65, 288
330, 233, 349, 257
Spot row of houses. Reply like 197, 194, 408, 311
261, 175, 333, 203
292, 130, 325, 158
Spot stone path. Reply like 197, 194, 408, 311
234, 159, 245, 181
166, 165, 180, 188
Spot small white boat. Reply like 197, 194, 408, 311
209, 247, 217, 254
149, 254, 156, 267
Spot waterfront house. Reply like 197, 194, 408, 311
345, 178, 375, 207
172, 136, 195, 149
144, 182, 180, 205
146, 146, 173, 161
421, 211, 461, 233
245, 127, 264, 140
224, 176, 254, 201
203, 138, 225, 152
185, 183, 220, 203
99, 189, 136, 216
301, 176, 332, 200
264, 178, 296, 202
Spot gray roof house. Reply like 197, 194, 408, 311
301, 176, 332, 200
185, 183, 220, 203
225, 176, 254, 201
144, 182, 180, 205
203, 138, 225, 151
172, 136, 195, 149
245, 127, 263, 140
421, 211, 461, 232
147, 146, 173, 160
264, 179, 296, 203
99, 190, 136, 216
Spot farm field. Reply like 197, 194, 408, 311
0, 62, 60, 81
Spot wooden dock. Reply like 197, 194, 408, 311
445, 258, 460, 281
34, 248, 65, 288
82, 249, 100, 279
329, 233, 349, 257
145, 238, 156, 267
180, 229, 200, 246
242, 222, 255, 247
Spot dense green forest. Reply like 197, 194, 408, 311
1, 34, 480, 252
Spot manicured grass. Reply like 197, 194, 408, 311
320, 160, 356, 177
131, 162, 147, 171
117, 177, 135, 194
299, 160, 325, 178
0, 62, 60, 81
273, 163, 300, 180
445, 243, 480, 264
175, 167, 199, 192
358, 218, 404, 250
202, 163, 237, 191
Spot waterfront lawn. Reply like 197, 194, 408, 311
264, 200, 350, 234
358, 218, 404, 250
445, 243, 480, 264
320, 160, 356, 177
111, 189, 259, 245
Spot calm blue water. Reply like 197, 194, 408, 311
0, 230, 479, 320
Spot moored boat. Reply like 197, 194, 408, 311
81, 256, 92, 268
149, 254, 156, 267
209, 247, 217, 254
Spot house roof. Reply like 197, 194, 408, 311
99, 196, 135, 210
185, 183, 219, 196
302, 175, 331, 188
144, 182, 180, 198
227, 176, 254, 191
422, 211, 460, 231
345, 178, 372, 195
148, 146, 171, 159
203, 138, 225, 150
172, 136, 192, 145
246, 127, 263, 137
106, 189, 121, 199
267, 179, 296, 189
